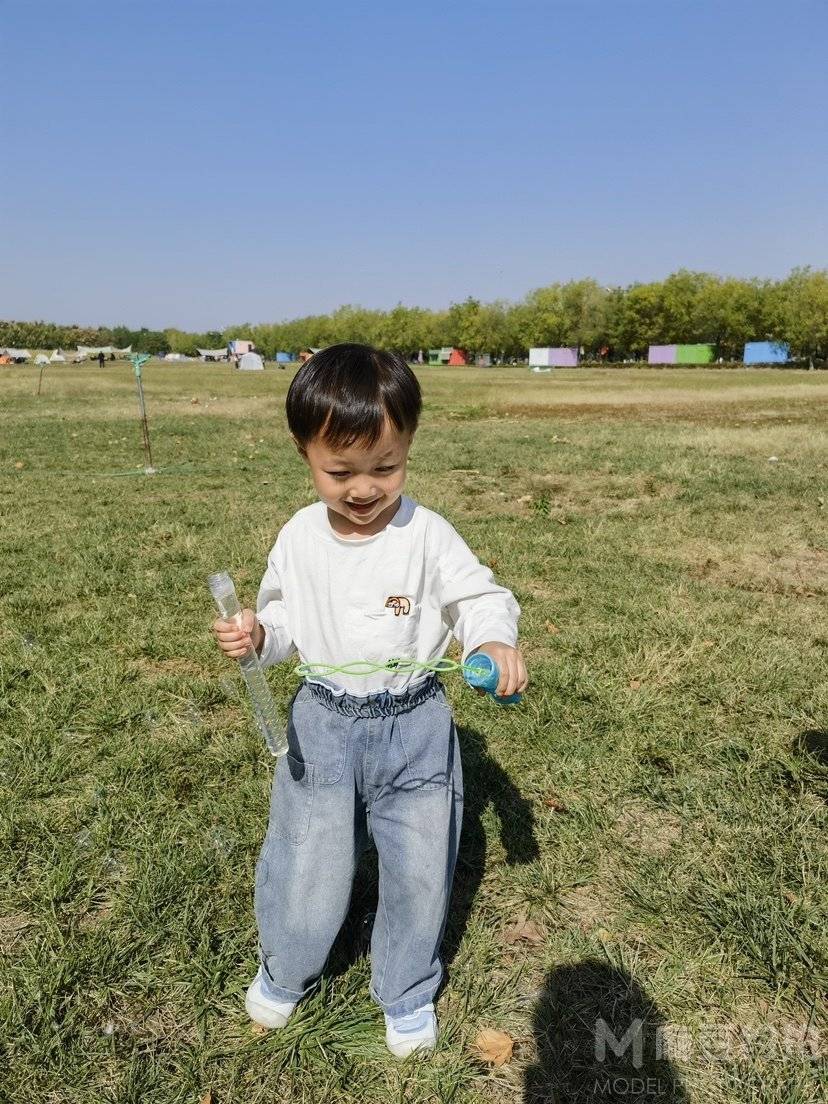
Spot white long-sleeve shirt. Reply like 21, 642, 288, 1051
256, 495, 520, 696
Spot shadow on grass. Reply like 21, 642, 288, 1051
325, 724, 539, 981
523, 960, 688, 1103
796, 729, 828, 767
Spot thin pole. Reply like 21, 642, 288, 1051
36, 364, 46, 396
130, 354, 155, 474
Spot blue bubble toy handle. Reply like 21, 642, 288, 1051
464, 652, 522, 705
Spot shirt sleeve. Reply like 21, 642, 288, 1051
432, 514, 521, 661
255, 538, 296, 668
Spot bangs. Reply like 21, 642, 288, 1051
286, 344, 421, 449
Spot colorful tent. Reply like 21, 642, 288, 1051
744, 341, 789, 364
428, 347, 452, 365
647, 344, 714, 365
676, 344, 714, 364
276, 352, 293, 363
447, 348, 467, 365
228, 339, 253, 356
648, 344, 677, 364
530, 347, 578, 368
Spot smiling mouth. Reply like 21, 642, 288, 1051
346, 499, 380, 511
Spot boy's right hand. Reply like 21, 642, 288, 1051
212, 608, 264, 660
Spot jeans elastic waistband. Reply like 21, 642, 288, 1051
304, 675, 441, 718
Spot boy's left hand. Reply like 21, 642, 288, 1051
473, 642, 528, 698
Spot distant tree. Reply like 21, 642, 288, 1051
559, 279, 609, 351
693, 277, 772, 360
446, 297, 488, 353
522, 285, 567, 346
776, 267, 828, 358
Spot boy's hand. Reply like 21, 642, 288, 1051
212, 608, 264, 660
473, 642, 528, 698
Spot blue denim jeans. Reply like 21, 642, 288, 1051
255, 675, 464, 1017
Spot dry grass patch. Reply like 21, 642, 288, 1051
614, 802, 684, 858
687, 545, 828, 597
0, 911, 35, 952
129, 656, 206, 679
556, 884, 617, 934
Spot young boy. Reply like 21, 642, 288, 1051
213, 343, 527, 1057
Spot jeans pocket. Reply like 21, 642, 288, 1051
397, 697, 455, 792
289, 697, 347, 786
269, 753, 314, 845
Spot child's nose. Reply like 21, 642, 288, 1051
351, 480, 379, 499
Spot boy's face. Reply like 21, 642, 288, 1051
298, 419, 413, 533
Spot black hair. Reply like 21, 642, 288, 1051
286, 343, 422, 449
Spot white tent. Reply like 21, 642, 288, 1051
238, 351, 264, 371
0, 348, 31, 361
197, 348, 228, 361
35, 353, 49, 365
49, 350, 65, 362
77, 345, 132, 357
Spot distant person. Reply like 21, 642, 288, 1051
211, 343, 527, 1058
97, 351, 105, 368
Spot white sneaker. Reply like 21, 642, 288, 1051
245, 969, 298, 1029
384, 1003, 438, 1058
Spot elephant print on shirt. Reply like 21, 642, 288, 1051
385, 596, 412, 616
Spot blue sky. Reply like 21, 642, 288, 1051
3, 0, 826, 330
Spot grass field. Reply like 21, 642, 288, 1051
1, 362, 827, 1103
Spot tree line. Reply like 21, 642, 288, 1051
3, 268, 827, 361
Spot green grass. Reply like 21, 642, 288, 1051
1, 362, 827, 1103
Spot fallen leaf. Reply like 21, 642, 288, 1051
702, 640, 715, 648
251, 1023, 269, 1036
503, 911, 546, 946
200, 1093, 212, 1104
596, 927, 612, 942
517, 494, 532, 505
474, 1028, 514, 1066
543, 793, 569, 813
544, 621, 560, 634
629, 679, 641, 690
14, 461, 24, 470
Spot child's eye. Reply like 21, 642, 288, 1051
376, 466, 395, 473
327, 471, 350, 479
